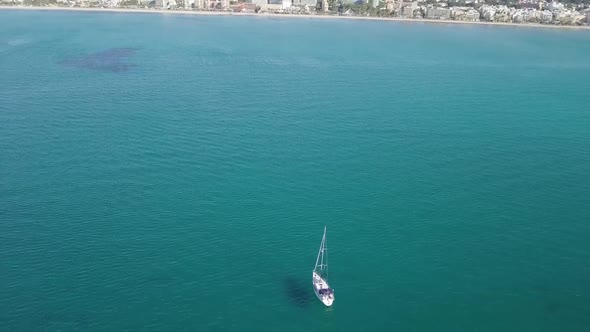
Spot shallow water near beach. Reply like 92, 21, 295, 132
1, 9, 590, 332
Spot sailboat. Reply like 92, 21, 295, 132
313, 226, 334, 306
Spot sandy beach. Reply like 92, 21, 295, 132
1, 5, 589, 30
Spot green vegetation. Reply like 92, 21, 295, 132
24, 0, 55, 5
119, 0, 139, 6
320, 0, 388, 16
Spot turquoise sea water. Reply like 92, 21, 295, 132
1, 9, 590, 332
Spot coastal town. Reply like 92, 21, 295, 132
2, 0, 590, 26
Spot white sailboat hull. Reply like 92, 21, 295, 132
313, 271, 334, 306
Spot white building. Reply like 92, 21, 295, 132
479, 5, 512, 22
291, 0, 316, 6
541, 9, 553, 22
426, 6, 451, 19
465, 8, 479, 21
554, 9, 586, 25
451, 7, 479, 21
99, 0, 121, 6
155, 0, 178, 8
548, 1, 564, 11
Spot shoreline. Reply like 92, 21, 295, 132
2, 5, 590, 30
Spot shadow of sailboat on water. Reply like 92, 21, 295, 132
283, 276, 312, 309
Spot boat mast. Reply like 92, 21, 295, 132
325, 226, 328, 282
314, 226, 327, 273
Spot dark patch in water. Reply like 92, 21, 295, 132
59, 48, 139, 72
283, 276, 311, 308
544, 301, 561, 314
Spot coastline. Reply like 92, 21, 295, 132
1, 5, 589, 30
